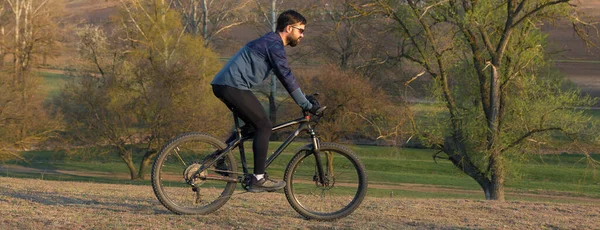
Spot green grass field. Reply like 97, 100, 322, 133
37, 71, 69, 98
4, 142, 599, 202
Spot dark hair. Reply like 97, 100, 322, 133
276, 10, 307, 32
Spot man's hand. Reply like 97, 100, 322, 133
306, 95, 319, 106
309, 103, 321, 115
306, 95, 322, 115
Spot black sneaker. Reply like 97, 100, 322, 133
248, 174, 286, 193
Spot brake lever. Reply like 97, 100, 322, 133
314, 106, 326, 116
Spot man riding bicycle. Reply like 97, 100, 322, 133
211, 10, 320, 193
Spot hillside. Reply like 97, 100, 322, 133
64, 0, 119, 24
543, 0, 600, 98
1, 177, 599, 229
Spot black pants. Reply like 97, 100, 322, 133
212, 85, 272, 175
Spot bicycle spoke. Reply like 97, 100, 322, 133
152, 133, 238, 215
284, 143, 367, 220
173, 147, 187, 167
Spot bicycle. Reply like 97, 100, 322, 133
151, 102, 368, 220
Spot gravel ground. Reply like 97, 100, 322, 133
1, 177, 599, 229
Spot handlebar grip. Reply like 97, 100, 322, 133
314, 106, 327, 116
302, 106, 327, 117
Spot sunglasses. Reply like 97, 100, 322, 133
290, 25, 305, 34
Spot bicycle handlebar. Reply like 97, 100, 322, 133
303, 105, 327, 118
314, 106, 327, 116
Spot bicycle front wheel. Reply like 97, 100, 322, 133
284, 142, 367, 220
151, 132, 238, 215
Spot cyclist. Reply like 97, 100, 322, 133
211, 10, 320, 193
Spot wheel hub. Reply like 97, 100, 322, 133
184, 162, 206, 186
313, 175, 335, 190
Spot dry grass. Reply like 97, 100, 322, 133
1, 177, 599, 229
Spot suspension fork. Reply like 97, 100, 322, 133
309, 126, 327, 185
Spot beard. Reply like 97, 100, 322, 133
287, 34, 300, 47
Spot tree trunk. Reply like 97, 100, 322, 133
487, 64, 501, 148
480, 182, 504, 200
488, 151, 505, 201
449, 153, 495, 200
118, 147, 139, 180
464, 170, 505, 201
136, 149, 157, 180
445, 135, 506, 201
190, 0, 199, 35
268, 0, 278, 140
123, 157, 139, 180
468, 150, 505, 201
0, 24, 4, 69
486, 63, 505, 201
201, 0, 208, 41
0, 26, 4, 69
454, 150, 505, 200
12, 0, 22, 84
268, 90, 278, 140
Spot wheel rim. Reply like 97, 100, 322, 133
289, 149, 364, 216
155, 137, 234, 213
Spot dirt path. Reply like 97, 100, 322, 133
1, 176, 599, 229
0, 164, 132, 180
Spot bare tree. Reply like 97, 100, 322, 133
4, 0, 62, 84
6, 0, 45, 82
315, 0, 372, 70
0, 0, 64, 161
0, 2, 7, 69
171, 0, 252, 47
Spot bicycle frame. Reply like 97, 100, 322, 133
198, 111, 327, 185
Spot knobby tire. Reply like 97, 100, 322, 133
151, 132, 238, 215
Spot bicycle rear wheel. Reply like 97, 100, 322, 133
151, 132, 238, 215
284, 142, 367, 220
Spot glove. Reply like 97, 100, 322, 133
305, 95, 321, 115
306, 95, 320, 107
309, 103, 321, 115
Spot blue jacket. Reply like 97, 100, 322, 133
211, 32, 311, 110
